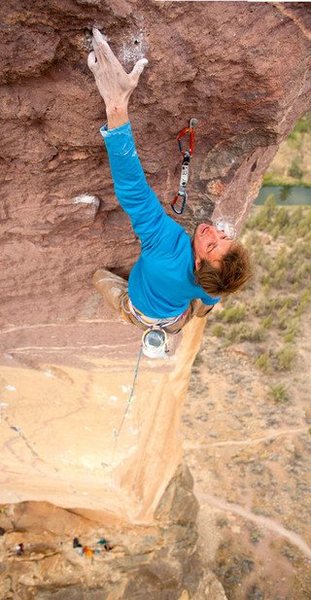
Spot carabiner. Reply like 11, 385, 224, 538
176, 118, 198, 157
171, 118, 198, 216
171, 190, 187, 215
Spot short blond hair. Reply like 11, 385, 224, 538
195, 241, 252, 297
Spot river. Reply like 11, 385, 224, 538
256, 185, 311, 205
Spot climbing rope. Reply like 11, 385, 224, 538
171, 118, 198, 215
112, 344, 143, 462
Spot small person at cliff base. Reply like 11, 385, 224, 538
88, 29, 252, 338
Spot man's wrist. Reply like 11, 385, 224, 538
106, 103, 128, 113
106, 104, 129, 129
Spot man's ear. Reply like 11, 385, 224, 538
195, 255, 201, 271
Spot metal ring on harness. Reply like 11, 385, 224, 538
141, 327, 168, 359
128, 300, 185, 359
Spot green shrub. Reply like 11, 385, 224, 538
247, 195, 277, 231
249, 232, 261, 246
261, 273, 271, 287
283, 332, 296, 344
248, 201, 311, 243
262, 315, 273, 329
256, 251, 272, 271
255, 353, 272, 373
250, 529, 263, 544
219, 303, 246, 323
275, 345, 296, 371
296, 289, 311, 316
276, 306, 290, 331
227, 324, 266, 344
262, 172, 285, 186
273, 296, 296, 311
270, 383, 290, 403
288, 157, 303, 180
287, 113, 311, 149
212, 324, 225, 338
275, 207, 291, 230
193, 353, 204, 367
295, 263, 311, 284
253, 299, 272, 317
270, 267, 286, 288
282, 319, 300, 344
288, 112, 311, 137
291, 206, 304, 226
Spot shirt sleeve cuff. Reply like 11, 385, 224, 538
99, 121, 132, 139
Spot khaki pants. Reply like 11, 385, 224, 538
93, 269, 213, 334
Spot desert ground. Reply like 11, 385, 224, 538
183, 201, 311, 600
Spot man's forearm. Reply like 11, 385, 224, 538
100, 121, 166, 247
106, 104, 129, 129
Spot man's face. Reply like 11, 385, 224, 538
193, 222, 233, 270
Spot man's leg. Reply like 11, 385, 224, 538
93, 269, 145, 329
93, 269, 128, 312
164, 300, 213, 334
193, 300, 214, 318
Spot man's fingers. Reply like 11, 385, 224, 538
87, 51, 98, 73
130, 58, 148, 84
92, 27, 116, 62
92, 27, 106, 45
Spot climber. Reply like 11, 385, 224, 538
87, 28, 252, 336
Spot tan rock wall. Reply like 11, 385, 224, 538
1, 314, 206, 522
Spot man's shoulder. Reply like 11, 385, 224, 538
142, 210, 190, 256
163, 212, 189, 236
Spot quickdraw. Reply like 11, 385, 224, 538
171, 118, 198, 215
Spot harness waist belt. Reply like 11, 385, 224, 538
128, 299, 189, 328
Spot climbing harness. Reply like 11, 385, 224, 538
128, 299, 186, 359
171, 118, 198, 215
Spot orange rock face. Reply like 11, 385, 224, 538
1, 1, 310, 325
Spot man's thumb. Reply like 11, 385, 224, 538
87, 51, 98, 73
130, 58, 148, 84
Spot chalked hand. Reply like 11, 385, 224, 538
87, 28, 148, 110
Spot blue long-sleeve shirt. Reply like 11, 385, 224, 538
100, 121, 220, 319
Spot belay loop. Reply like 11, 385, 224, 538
171, 118, 198, 215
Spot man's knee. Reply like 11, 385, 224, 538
196, 302, 214, 318
190, 299, 214, 318
93, 269, 130, 315
93, 268, 113, 287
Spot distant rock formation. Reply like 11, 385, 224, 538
0, 465, 227, 599
0, 1, 310, 597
